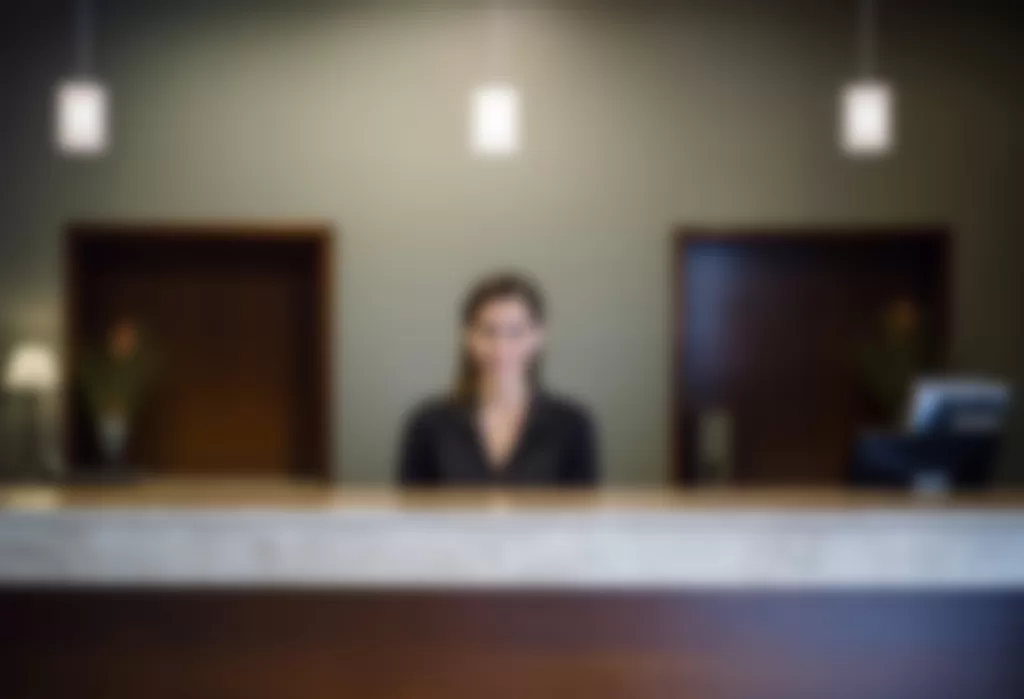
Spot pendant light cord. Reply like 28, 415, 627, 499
486, 0, 508, 79
857, 0, 878, 78
75, 0, 95, 76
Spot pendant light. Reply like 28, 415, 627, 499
471, 83, 519, 156
470, 0, 520, 157
840, 0, 893, 157
55, 0, 109, 156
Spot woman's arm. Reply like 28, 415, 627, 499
398, 409, 439, 486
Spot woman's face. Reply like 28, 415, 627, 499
465, 296, 544, 384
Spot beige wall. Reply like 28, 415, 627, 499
1, 0, 1021, 482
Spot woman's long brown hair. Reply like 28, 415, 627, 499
452, 273, 546, 406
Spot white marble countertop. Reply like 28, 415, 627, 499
2, 483, 1023, 588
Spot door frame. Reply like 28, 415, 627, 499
64, 221, 336, 481
670, 225, 953, 486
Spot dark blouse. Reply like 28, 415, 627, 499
398, 393, 598, 486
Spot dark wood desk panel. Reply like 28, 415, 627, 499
2, 590, 1021, 699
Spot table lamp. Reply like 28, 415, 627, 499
3, 343, 60, 479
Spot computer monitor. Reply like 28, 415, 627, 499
851, 377, 1013, 489
850, 432, 1002, 489
906, 378, 1012, 435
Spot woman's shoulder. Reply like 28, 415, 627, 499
537, 392, 594, 429
404, 395, 463, 429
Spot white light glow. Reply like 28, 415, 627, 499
55, 79, 109, 156
470, 83, 520, 156
840, 80, 894, 157
4, 344, 59, 391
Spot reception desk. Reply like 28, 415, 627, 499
2, 481, 1023, 698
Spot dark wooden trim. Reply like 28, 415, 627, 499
67, 220, 330, 239
669, 225, 954, 486
675, 224, 952, 244
63, 221, 336, 481
317, 229, 336, 483
61, 232, 79, 477
670, 231, 689, 487
938, 230, 956, 369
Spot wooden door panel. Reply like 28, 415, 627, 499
66, 226, 331, 479
675, 231, 949, 485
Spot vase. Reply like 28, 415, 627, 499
97, 414, 130, 466
696, 408, 734, 484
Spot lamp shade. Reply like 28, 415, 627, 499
4, 344, 59, 391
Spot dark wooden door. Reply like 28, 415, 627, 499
66, 225, 332, 479
674, 229, 949, 485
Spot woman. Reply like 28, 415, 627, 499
398, 273, 597, 486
